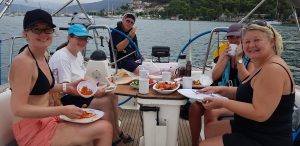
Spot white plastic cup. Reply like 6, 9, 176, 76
229, 44, 237, 56
139, 70, 149, 79
139, 78, 149, 94
162, 72, 171, 81
182, 76, 192, 89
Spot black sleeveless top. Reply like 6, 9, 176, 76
28, 48, 55, 95
233, 62, 295, 146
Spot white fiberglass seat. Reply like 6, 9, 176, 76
0, 89, 14, 145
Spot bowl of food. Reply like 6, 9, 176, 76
153, 81, 180, 94
77, 81, 98, 98
130, 79, 156, 89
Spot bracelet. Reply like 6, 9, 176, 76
62, 83, 67, 93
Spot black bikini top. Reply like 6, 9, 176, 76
28, 47, 55, 95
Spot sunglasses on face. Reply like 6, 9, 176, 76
227, 36, 240, 40
125, 19, 134, 25
27, 27, 55, 34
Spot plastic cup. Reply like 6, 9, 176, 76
182, 76, 192, 89
229, 44, 237, 56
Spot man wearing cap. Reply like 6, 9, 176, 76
109, 13, 141, 74
212, 23, 254, 86
188, 23, 254, 146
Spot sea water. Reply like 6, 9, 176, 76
0, 16, 299, 84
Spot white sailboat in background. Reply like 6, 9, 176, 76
266, 0, 282, 25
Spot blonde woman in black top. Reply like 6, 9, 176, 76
199, 20, 295, 146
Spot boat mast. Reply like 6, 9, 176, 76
188, 0, 192, 62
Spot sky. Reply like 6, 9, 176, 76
24, 0, 102, 4
13, 0, 103, 9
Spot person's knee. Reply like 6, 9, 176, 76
96, 120, 113, 136
199, 141, 207, 146
107, 93, 118, 101
190, 102, 205, 115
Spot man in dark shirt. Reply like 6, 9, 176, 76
109, 13, 140, 74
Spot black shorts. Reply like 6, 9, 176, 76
223, 133, 262, 146
61, 95, 94, 107
118, 59, 139, 72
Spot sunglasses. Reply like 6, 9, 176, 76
245, 20, 275, 38
227, 36, 240, 39
27, 27, 55, 34
125, 19, 135, 25
71, 35, 90, 42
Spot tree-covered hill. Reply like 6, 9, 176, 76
140, 0, 297, 21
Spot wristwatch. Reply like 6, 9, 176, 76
237, 58, 243, 64
62, 83, 67, 93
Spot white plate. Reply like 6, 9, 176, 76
192, 74, 213, 87
77, 81, 98, 98
59, 108, 104, 124
149, 75, 162, 81
177, 89, 227, 101
153, 81, 180, 94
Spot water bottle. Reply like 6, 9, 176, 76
139, 70, 149, 94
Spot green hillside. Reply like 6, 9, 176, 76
138, 0, 298, 21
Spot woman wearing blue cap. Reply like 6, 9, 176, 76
49, 23, 133, 146
9, 9, 112, 146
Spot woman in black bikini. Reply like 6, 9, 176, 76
198, 20, 295, 146
9, 9, 112, 146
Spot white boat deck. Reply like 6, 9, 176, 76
119, 109, 192, 146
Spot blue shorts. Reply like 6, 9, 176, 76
118, 59, 139, 72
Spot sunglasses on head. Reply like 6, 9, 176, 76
246, 20, 275, 38
125, 19, 134, 25
27, 27, 55, 34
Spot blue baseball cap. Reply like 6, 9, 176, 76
68, 24, 92, 38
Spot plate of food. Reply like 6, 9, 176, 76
113, 69, 138, 85
59, 108, 104, 124
130, 79, 156, 89
192, 74, 213, 88
177, 89, 227, 102
77, 81, 98, 98
153, 81, 180, 94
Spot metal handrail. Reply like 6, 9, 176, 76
0, 0, 13, 19
52, 0, 93, 25
201, 27, 228, 74
87, 25, 118, 75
